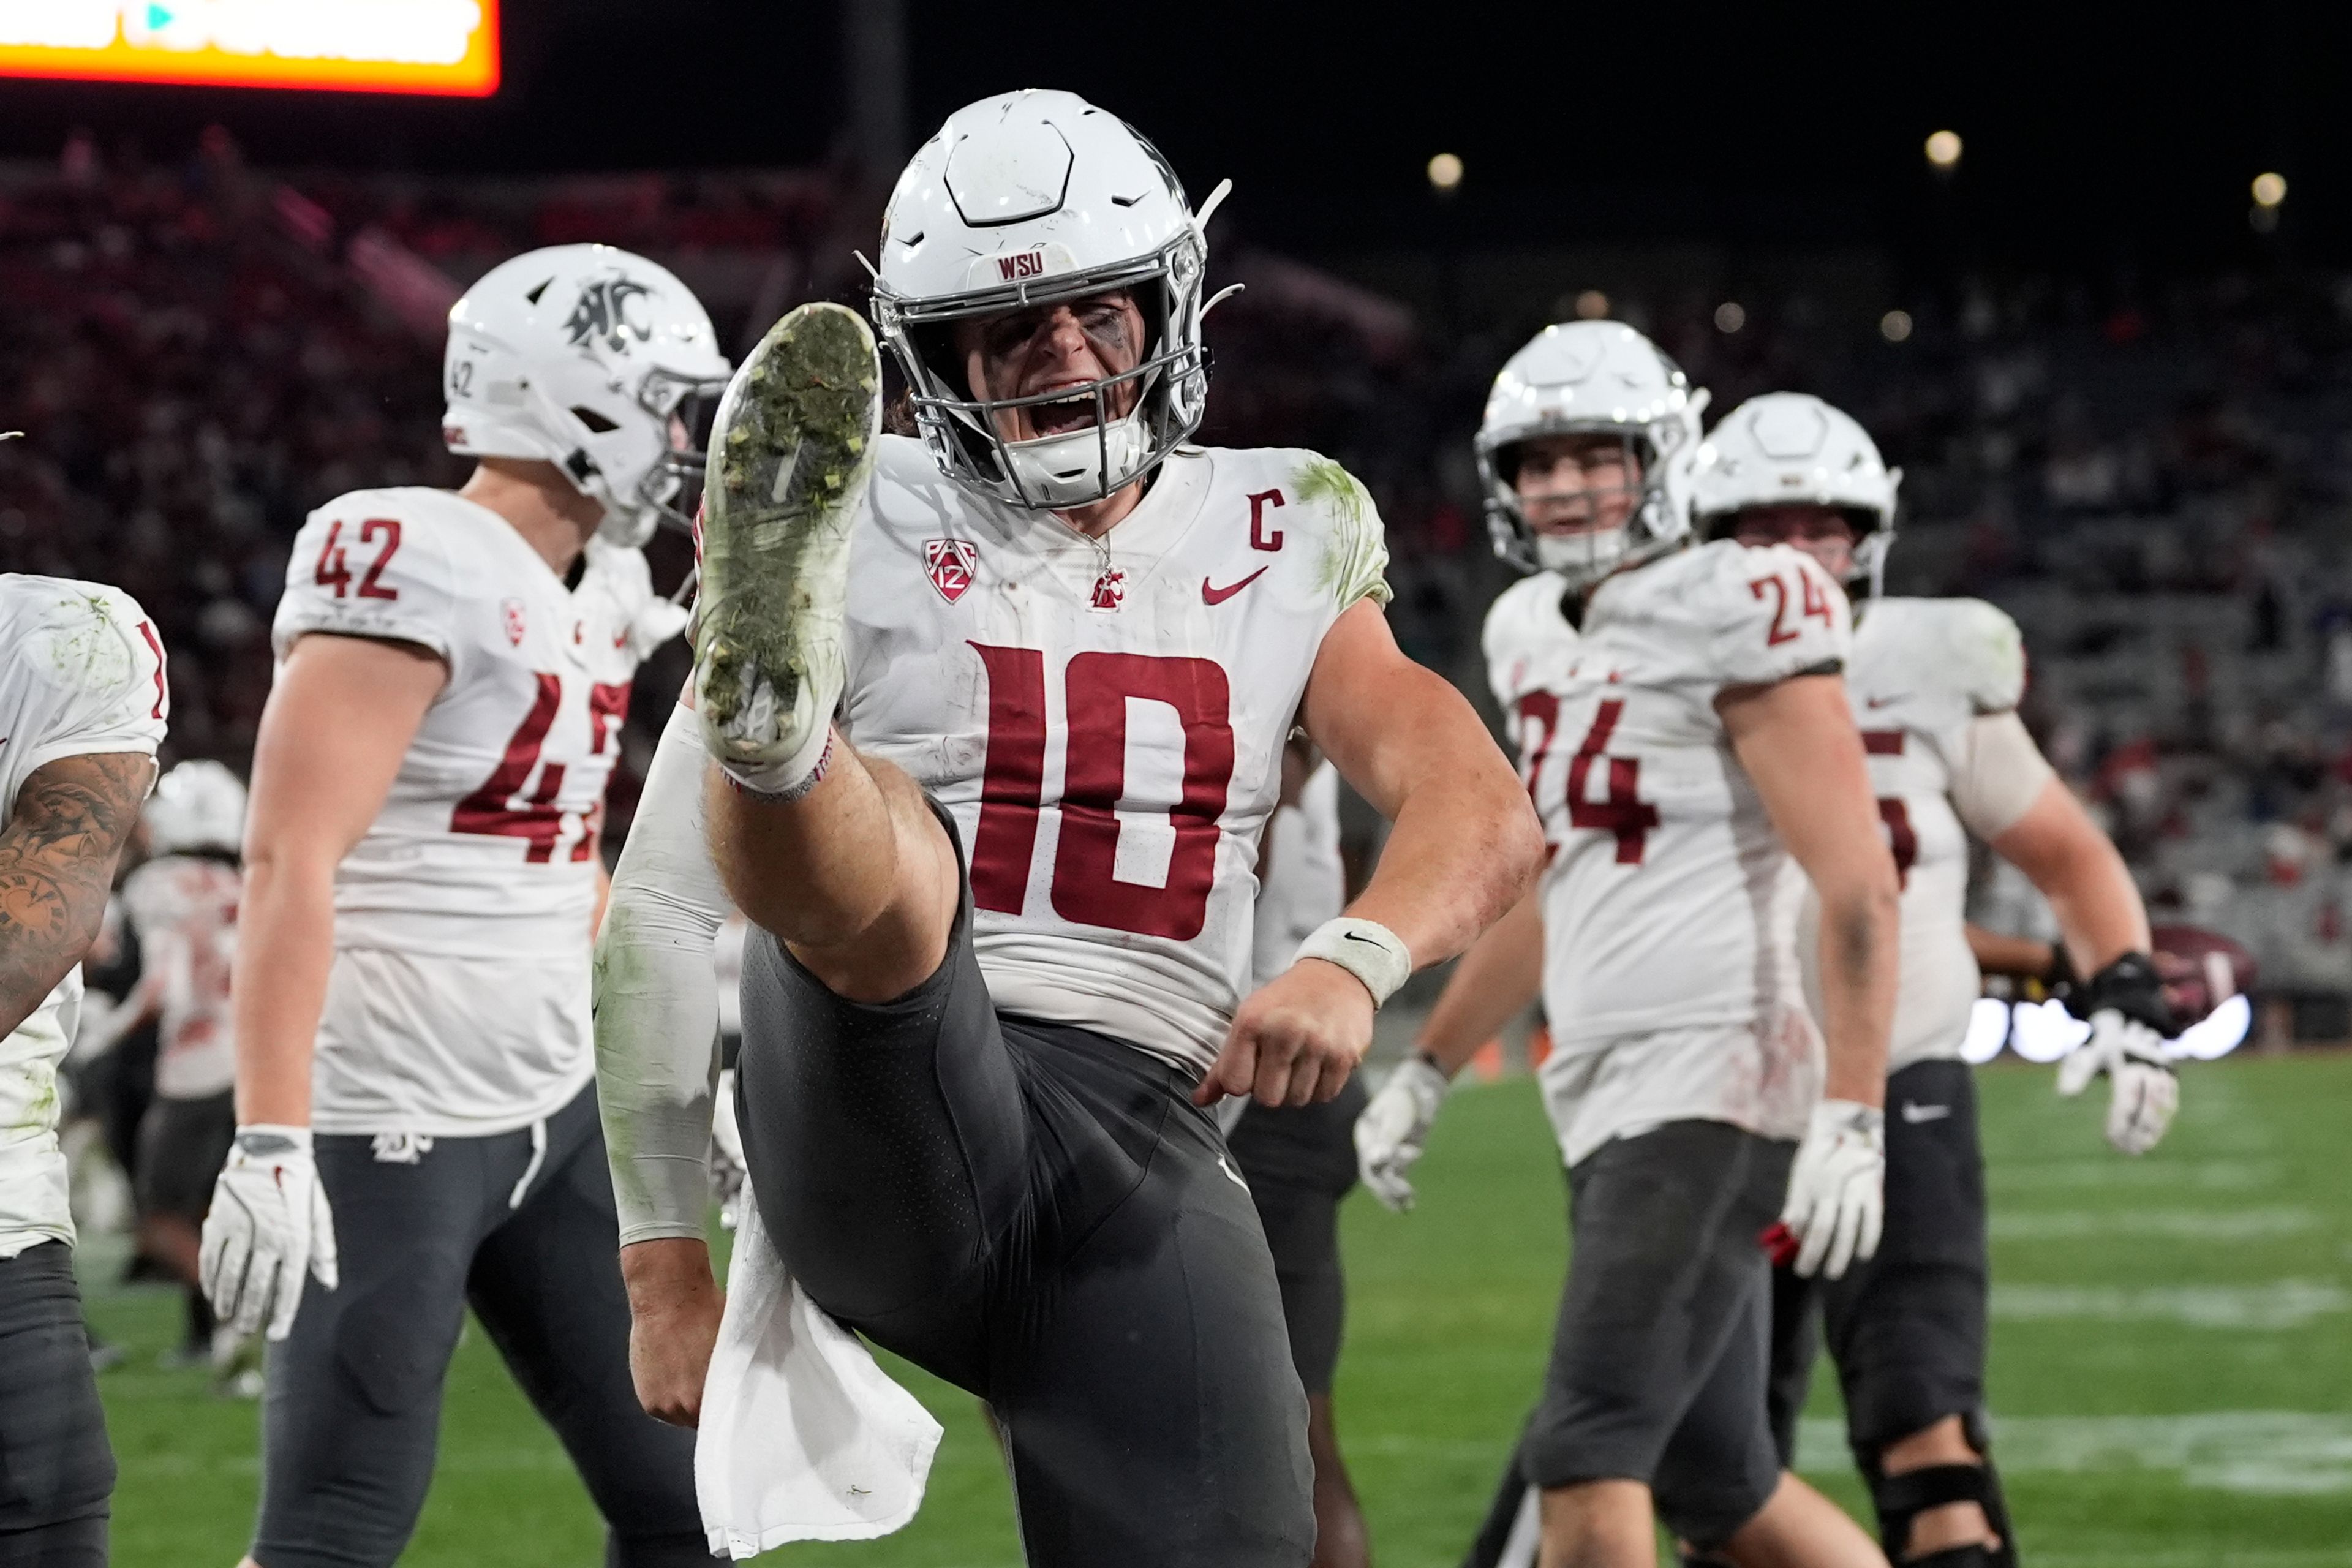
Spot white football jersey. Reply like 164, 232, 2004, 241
119, 853, 241, 1102
1485, 540, 1849, 1165
839, 437, 1390, 1074
1807, 597, 2028, 1072
272, 488, 662, 1135
1251, 760, 1346, 989
0, 576, 167, 1256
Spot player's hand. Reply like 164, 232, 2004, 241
198, 1125, 340, 1341
710, 1069, 747, 1231
620, 1238, 725, 1427
1779, 1099, 1885, 1280
2057, 1009, 2179, 1155
1353, 1053, 1450, 1212
1196, 958, 1375, 1109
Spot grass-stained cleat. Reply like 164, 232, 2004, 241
692, 301, 883, 793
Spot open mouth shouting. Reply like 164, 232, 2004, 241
1025, 378, 1102, 439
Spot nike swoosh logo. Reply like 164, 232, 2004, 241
1217, 1154, 1251, 1191
1202, 567, 1270, 605
1865, 693, 1909, 709
1900, 1102, 1951, 1123
1343, 931, 1385, 946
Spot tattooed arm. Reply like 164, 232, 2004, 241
0, 750, 157, 1039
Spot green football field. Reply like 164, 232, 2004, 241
89, 1054, 2352, 1567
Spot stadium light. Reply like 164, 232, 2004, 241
2010, 997, 2091, 1063
1427, 153, 1464, 194
1881, 309, 1914, 343
1713, 301, 1746, 334
0, 1, 500, 96
2252, 172, 2287, 209
1924, 129, 1962, 170
1574, 289, 1610, 320
1959, 997, 2010, 1065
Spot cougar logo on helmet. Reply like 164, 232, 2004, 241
562, 276, 655, 356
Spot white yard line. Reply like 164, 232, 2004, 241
1989, 1159, 2281, 1191
1796, 1411, 2352, 1496
1991, 1281, 2348, 1330
1989, 1207, 2322, 1241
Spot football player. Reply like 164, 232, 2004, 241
597, 90, 1542, 1568
1355, 322, 1898, 1568
0, 575, 169, 1566
1693, 392, 2177, 1568
1225, 739, 1372, 1568
197, 244, 721, 1568
105, 761, 247, 1379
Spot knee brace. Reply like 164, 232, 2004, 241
1867, 1423, 2017, 1568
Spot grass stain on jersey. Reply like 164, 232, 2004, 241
42, 592, 134, 690
1294, 458, 1393, 608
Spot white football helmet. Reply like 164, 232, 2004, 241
1690, 393, 1902, 590
144, 760, 246, 858
870, 89, 1229, 510
442, 244, 731, 548
1475, 321, 1708, 587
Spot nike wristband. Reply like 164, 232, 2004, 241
233, 1124, 314, 1158
1296, 918, 1414, 1008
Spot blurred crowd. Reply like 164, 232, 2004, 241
10, 133, 2352, 1030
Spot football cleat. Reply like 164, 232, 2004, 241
692, 302, 882, 791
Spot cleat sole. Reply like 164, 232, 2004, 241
693, 302, 882, 766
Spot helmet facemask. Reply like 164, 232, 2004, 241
875, 235, 1210, 511
628, 365, 731, 540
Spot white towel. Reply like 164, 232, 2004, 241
696, 1178, 944, 1559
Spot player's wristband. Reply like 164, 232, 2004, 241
1296, 918, 1413, 1008
232, 1123, 314, 1158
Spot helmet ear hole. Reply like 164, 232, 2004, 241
571, 405, 620, 434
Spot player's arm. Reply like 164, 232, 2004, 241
0, 752, 156, 1038
232, 633, 445, 1125
597, 695, 737, 1427
1202, 599, 1544, 1108
1961, 712, 2175, 1152
1354, 886, 1544, 1212
1415, 889, 1543, 1077
1722, 673, 1898, 1106
1966, 921, 2061, 982
1984, 775, 2149, 977
1721, 670, 1899, 1278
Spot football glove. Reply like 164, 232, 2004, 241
1353, 1054, 1450, 1213
1779, 1099, 1885, 1280
199, 1125, 339, 1341
625, 597, 693, 662
710, 1068, 747, 1231
2057, 952, 2181, 1156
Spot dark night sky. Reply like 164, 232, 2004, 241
0, 1, 2343, 268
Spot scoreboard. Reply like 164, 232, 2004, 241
0, 1, 497, 97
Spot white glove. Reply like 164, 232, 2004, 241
2057, 1009, 2179, 1155
1780, 1099, 1885, 1280
625, 597, 693, 662
710, 1068, 747, 1231
199, 1125, 339, 1341
1353, 1054, 1449, 1213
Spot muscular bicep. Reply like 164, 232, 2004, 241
1719, 673, 1893, 894
246, 632, 447, 869
0, 750, 156, 1037
1300, 599, 1493, 818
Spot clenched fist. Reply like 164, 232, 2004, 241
1194, 958, 1375, 1109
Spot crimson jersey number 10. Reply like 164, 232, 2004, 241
967, 643, 1235, 941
